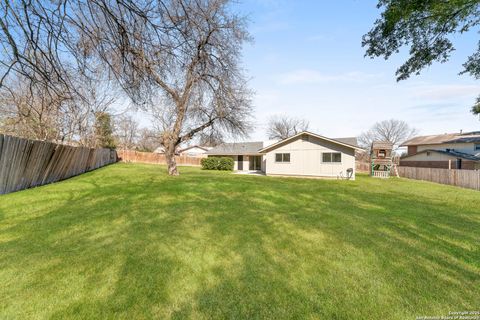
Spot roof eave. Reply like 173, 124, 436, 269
179, 145, 209, 152
259, 131, 363, 153
206, 152, 264, 156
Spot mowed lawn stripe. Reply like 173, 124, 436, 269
0, 163, 478, 319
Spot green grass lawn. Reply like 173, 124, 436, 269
1, 163, 479, 319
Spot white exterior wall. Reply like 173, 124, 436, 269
233, 155, 264, 171
232, 155, 244, 171
403, 152, 457, 161
417, 143, 478, 154
264, 135, 356, 179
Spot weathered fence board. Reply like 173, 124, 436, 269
117, 150, 202, 166
355, 161, 370, 173
398, 166, 480, 191
0, 134, 117, 195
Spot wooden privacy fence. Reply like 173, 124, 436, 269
0, 134, 117, 195
356, 161, 370, 173
398, 166, 480, 191
117, 150, 202, 166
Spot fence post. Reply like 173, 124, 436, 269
397, 166, 479, 191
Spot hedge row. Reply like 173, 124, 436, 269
201, 157, 234, 171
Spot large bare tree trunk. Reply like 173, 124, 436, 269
164, 141, 179, 176
0, 1, 252, 168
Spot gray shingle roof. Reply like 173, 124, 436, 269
434, 149, 480, 161
401, 131, 480, 146
206, 141, 264, 155
332, 137, 359, 147
446, 136, 480, 144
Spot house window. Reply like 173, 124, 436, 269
322, 152, 342, 163
475, 143, 480, 151
275, 153, 290, 163
378, 149, 386, 158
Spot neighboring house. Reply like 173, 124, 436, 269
400, 131, 480, 170
153, 146, 179, 155
206, 131, 362, 179
153, 146, 166, 154
177, 145, 211, 157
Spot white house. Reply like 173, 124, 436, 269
206, 131, 362, 179
205, 141, 265, 171
178, 145, 211, 157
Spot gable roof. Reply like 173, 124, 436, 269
402, 149, 480, 161
178, 145, 209, 153
259, 131, 363, 153
206, 141, 264, 155
372, 141, 393, 149
401, 131, 480, 146
333, 137, 359, 147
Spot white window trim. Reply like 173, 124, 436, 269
321, 152, 342, 164
275, 153, 291, 163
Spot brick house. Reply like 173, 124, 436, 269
400, 131, 480, 170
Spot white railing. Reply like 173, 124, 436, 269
372, 170, 390, 178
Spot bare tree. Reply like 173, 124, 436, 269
0, 1, 253, 175
0, 78, 66, 141
197, 129, 225, 147
267, 116, 309, 140
0, 1, 85, 115
136, 128, 158, 152
0, 1, 117, 146
63, 71, 117, 147
114, 114, 139, 150
358, 119, 418, 150
0, 70, 115, 146
74, 0, 253, 175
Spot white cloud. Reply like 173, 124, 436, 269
246, 77, 480, 141
277, 69, 382, 85
410, 84, 480, 100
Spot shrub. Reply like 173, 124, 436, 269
201, 157, 234, 171
201, 157, 218, 170
217, 157, 234, 171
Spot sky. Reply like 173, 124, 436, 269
229, 0, 480, 141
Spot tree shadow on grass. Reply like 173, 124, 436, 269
1, 166, 479, 319
271, 183, 480, 315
